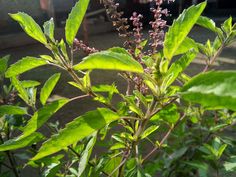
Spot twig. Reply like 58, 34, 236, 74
142, 113, 186, 163
69, 94, 89, 102
68, 146, 109, 176
203, 43, 225, 72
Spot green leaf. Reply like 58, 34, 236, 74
0, 105, 27, 117
103, 156, 122, 177
173, 37, 198, 56
40, 73, 61, 105
42, 162, 61, 177
0, 55, 9, 75
65, 0, 90, 46
0, 132, 44, 151
5, 57, 47, 78
32, 108, 120, 160
217, 144, 227, 158
150, 104, 180, 124
109, 47, 132, 56
21, 80, 41, 88
222, 17, 232, 34
197, 16, 216, 32
164, 2, 206, 60
74, 50, 143, 73
22, 99, 69, 138
163, 50, 197, 89
59, 39, 69, 60
11, 77, 29, 104
224, 156, 236, 172
141, 125, 159, 139
9, 12, 47, 44
180, 71, 236, 111
43, 18, 55, 41
92, 84, 118, 93
78, 133, 97, 177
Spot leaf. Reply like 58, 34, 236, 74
21, 80, 41, 88
65, 0, 90, 46
40, 73, 61, 105
73, 50, 143, 73
0, 105, 27, 117
224, 156, 236, 172
0, 55, 10, 75
11, 77, 29, 104
32, 108, 120, 160
109, 47, 132, 57
197, 16, 216, 32
42, 162, 61, 177
163, 50, 197, 89
180, 71, 236, 111
9, 12, 47, 44
150, 104, 180, 124
5, 57, 47, 78
222, 17, 232, 34
217, 144, 227, 158
22, 99, 69, 138
141, 125, 159, 139
173, 37, 198, 56
0, 132, 44, 151
78, 133, 97, 177
43, 18, 55, 41
92, 84, 119, 93
103, 156, 122, 177
164, 2, 206, 60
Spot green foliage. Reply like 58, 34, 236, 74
0, 105, 27, 116
0, 132, 44, 151
65, 0, 90, 46
40, 73, 61, 105
164, 2, 206, 60
1, 1, 236, 177
32, 108, 119, 160
9, 12, 47, 44
180, 71, 236, 111
74, 50, 144, 73
5, 57, 47, 78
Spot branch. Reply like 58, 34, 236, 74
142, 113, 186, 163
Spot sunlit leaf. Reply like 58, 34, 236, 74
164, 2, 206, 60
9, 12, 47, 44
78, 133, 97, 177
180, 71, 236, 111
40, 73, 61, 105
5, 57, 47, 78
22, 99, 69, 138
0, 105, 27, 117
197, 16, 216, 32
74, 50, 143, 73
0, 132, 44, 151
65, 0, 90, 46
43, 18, 55, 42
32, 108, 120, 160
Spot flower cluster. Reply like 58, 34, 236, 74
102, 0, 133, 51
130, 12, 144, 59
149, 0, 174, 54
73, 38, 98, 55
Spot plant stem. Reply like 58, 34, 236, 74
68, 146, 110, 176
142, 113, 186, 163
0, 135, 20, 177
69, 94, 90, 102
203, 43, 225, 72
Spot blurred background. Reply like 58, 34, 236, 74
0, 0, 236, 49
